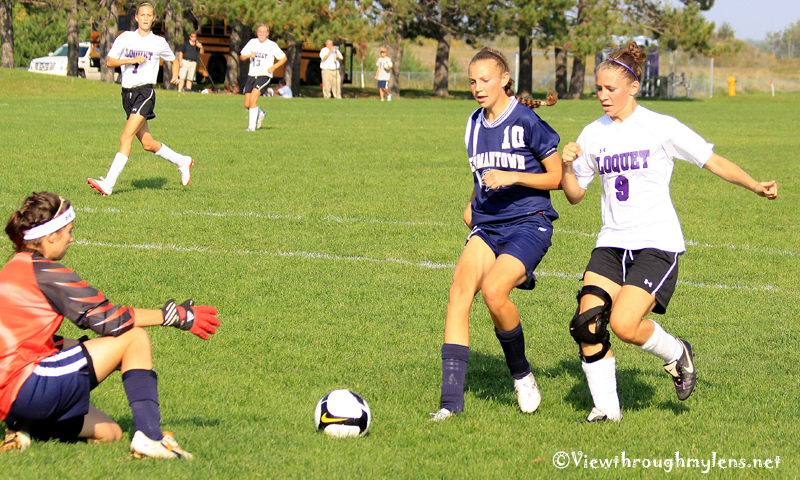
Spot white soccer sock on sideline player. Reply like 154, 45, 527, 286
105, 152, 129, 187
154, 144, 190, 167
582, 357, 622, 421
639, 319, 683, 364
248, 107, 258, 130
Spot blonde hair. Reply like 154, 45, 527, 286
469, 47, 557, 110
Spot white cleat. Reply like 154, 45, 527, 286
87, 177, 112, 196
178, 158, 193, 186
2, 429, 31, 452
429, 408, 453, 422
514, 373, 541, 413
256, 111, 266, 129
130, 431, 194, 460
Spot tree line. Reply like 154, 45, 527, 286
1, 0, 732, 99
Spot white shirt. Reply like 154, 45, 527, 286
319, 47, 342, 70
376, 57, 392, 81
572, 105, 714, 253
241, 38, 285, 77
277, 85, 293, 98
109, 31, 175, 89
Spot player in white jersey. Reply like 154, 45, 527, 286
560, 41, 777, 423
239, 25, 286, 131
431, 48, 561, 422
87, 2, 194, 196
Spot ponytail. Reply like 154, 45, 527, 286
470, 47, 557, 111
5, 192, 70, 253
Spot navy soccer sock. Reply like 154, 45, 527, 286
495, 322, 532, 380
122, 369, 162, 441
440, 344, 470, 414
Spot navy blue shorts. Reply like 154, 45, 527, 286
585, 247, 680, 314
122, 85, 156, 120
4, 345, 98, 441
244, 76, 272, 94
377, 80, 388, 89
468, 214, 553, 290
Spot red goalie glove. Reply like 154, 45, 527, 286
162, 299, 220, 340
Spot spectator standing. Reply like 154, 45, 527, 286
177, 32, 203, 92
320, 39, 343, 99
375, 48, 392, 101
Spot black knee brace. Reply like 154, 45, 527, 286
569, 286, 613, 363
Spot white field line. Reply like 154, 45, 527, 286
71, 239, 798, 296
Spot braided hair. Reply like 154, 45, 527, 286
469, 47, 557, 110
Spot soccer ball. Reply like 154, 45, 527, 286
314, 389, 371, 438
384, 61, 393, 71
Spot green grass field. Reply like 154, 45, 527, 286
1, 69, 798, 479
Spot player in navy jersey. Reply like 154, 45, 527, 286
431, 48, 562, 421
87, 2, 194, 196
1, 192, 220, 458
560, 42, 777, 423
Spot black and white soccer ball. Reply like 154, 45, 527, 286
314, 389, 371, 438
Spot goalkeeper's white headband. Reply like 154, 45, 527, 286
23, 206, 76, 240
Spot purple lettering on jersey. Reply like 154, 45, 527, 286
630, 151, 640, 169
603, 155, 612, 175
619, 152, 629, 171
610, 154, 620, 173
596, 156, 605, 175
639, 149, 650, 168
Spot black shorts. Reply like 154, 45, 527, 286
122, 85, 156, 120
244, 76, 272, 95
3, 344, 98, 441
585, 247, 680, 314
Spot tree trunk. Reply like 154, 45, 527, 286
517, 34, 533, 97
226, 20, 246, 92
125, 0, 137, 31
284, 33, 301, 95
162, 0, 181, 89
387, 18, 405, 99
432, 18, 451, 97
0, 0, 13, 68
568, 53, 585, 99
99, 0, 118, 83
554, 47, 567, 99
66, 0, 79, 77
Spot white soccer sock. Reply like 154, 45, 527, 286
640, 320, 683, 364
248, 107, 258, 129
582, 357, 622, 421
154, 144, 189, 167
105, 152, 129, 187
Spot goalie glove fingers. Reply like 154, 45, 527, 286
189, 305, 220, 340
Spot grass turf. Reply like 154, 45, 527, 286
0, 69, 798, 479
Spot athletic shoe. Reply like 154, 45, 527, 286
87, 177, 112, 196
513, 372, 541, 413
256, 111, 266, 129
578, 407, 609, 425
178, 158, 193, 186
664, 339, 696, 401
429, 408, 453, 422
130, 431, 194, 460
388, 94, 392, 101
246, 127, 255, 132
2, 429, 31, 452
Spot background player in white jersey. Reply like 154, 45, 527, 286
87, 2, 194, 196
431, 48, 561, 421
560, 41, 778, 423
240, 24, 286, 131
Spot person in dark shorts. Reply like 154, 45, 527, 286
560, 41, 778, 424
0, 192, 220, 458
